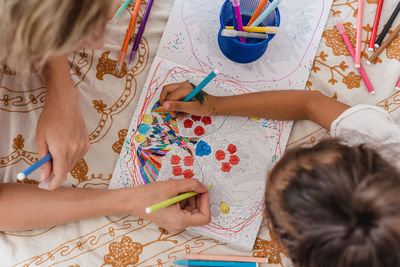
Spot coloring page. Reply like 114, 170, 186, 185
157, 0, 333, 91
110, 57, 292, 250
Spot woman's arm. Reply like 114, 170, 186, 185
37, 55, 90, 189
0, 179, 210, 233
160, 82, 350, 130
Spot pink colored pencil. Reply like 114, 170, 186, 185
336, 20, 375, 94
355, 0, 364, 68
395, 77, 400, 91
184, 254, 268, 263
368, 0, 384, 51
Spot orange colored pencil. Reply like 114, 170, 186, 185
247, 0, 268, 26
117, 0, 143, 68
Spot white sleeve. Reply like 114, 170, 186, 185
330, 105, 400, 148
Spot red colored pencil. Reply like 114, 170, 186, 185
369, 0, 384, 51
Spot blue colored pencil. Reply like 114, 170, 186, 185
17, 153, 52, 181
164, 69, 219, 122
250, 0, 282, 27
174, 260, 258, 267
128, 0, 154, 64
113, 0, 132, 20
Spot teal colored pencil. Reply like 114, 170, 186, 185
145, 185, 212, 214
250, 0, 282, 27
113, 0, 132, 20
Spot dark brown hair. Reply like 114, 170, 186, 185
265, 139, 400, 267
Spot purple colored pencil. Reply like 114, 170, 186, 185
232, 0, 246, 43
128, 0, 154, 64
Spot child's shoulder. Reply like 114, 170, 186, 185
330, 104, 400, 169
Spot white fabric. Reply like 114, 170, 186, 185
331, 104, 400, 170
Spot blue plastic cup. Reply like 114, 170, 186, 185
218, 0, 280, 64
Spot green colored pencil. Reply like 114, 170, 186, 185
145, 185, 212, 214
113, 0, 132, 20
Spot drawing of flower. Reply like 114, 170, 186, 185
194, 126, 205, 136
195, 140, 212, 157
201, 116, 212, 125
342, 71, 361, 89
184, 119, 193, 128
215, 150, 226, 161
386, 35, 400, 61
252, 235, 287, 264
103, 236, 143, 266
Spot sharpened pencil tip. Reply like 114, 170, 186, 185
366, 61, 372, 66
355, 64, 360, 69
395, 87, 400, 91
370, 90, 376, 95
368, 48, 374, 52
374, 44, 379, 49
145, 207, 152, 214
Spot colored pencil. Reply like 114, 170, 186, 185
164, 69, 219, 122
355, 0, 364, 68
128, 0, 154, 64
395, 77, 400, 91
184, 254, 268, 263
145, 185, 212, 214
222, 29, 269, 39
247, 0, 268, 26
225, 26, 278, 33
17, 153, 52, 181
174, 260, 257, 267
117, 0, 143, 69
250, 0, 281, 27
336, 20, 375, 94
375, 1, 400, 48
113, 0, 132, 20
368, 0, 384, 51
232, 0, 246, 43
367, 23, 400, 64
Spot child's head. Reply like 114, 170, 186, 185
0, 0, 117, 73
265, 139, 400, 267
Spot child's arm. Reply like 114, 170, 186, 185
0, 179, 210, 232
160, 82, 350, 130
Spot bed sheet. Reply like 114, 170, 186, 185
1, 0, 399, 266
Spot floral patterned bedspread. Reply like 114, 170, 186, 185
1, 0, 399, 266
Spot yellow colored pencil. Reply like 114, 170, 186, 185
225, 26, 278, 33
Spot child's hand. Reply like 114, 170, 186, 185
159, 82, 217, 119
130, 179, 211, 233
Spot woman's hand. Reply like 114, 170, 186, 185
159, 82, 218, 119
128, 179, 211, 233
37, 55, 90, 190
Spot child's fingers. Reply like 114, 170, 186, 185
160, 82, 193, 104
163, 101, 200, 115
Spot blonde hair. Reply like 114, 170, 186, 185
0, 0, 110, 74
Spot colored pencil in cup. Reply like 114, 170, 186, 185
164, 69, 219, 122
232, 0, 246, 43
117, 0, 143, 70
225, 26, 279, 33
247, 0, 268, 26
367, 23, 400, 65
250, 0, 281, 27
368, 0, 384, 51
395, 77, 400, 91
145, 185, 212, 214
184, 254, 269, 263
174, 260, 257, 267
336, 20, 375, 94
222, 29, 269, 39
355, 0, 364, 69
17, 153, 52, 181
113, 0, 132, 20
128, 0, 154, 65
375, 1, 400, 48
